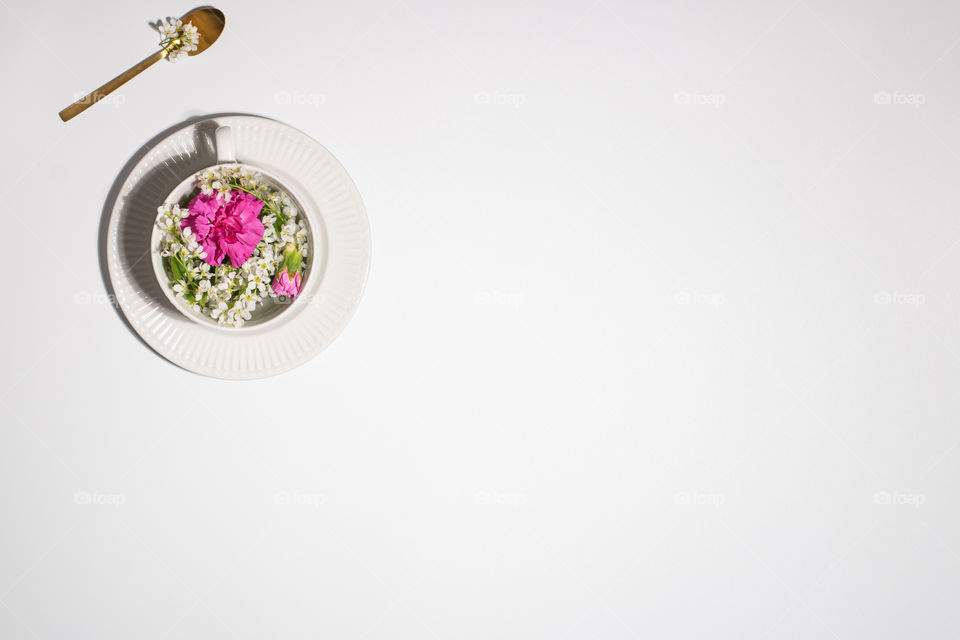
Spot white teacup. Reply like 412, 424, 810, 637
151, 126, 318, 330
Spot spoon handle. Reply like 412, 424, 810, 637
58, 49, 166, 122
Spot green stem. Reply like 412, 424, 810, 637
227, 181, 288, 224
158, 37, 183, 50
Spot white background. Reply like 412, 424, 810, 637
3, 0, 960, 637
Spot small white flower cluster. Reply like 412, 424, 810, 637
156, 169, 309, 328
156, 18, 199, 62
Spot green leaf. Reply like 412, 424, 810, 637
168, 255, 185, 282
286, 251, 302, 274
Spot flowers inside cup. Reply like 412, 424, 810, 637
155, 166, 309, 327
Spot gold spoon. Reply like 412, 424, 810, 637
59, 7, 225, 122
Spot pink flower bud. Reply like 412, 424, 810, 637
272, 267, 302, 297
272, 244, 304, 297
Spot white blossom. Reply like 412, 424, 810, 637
157, 17, 200, 63
156, 167, 308, 326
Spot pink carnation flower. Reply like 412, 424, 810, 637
182, 191, 265, 268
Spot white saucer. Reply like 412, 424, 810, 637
106, 115, 371, 379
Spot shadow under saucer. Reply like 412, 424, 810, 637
98, 112, 266, 352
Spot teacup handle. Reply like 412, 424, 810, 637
215, 126, 236, 163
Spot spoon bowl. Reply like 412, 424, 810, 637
182, 7, 225, 56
